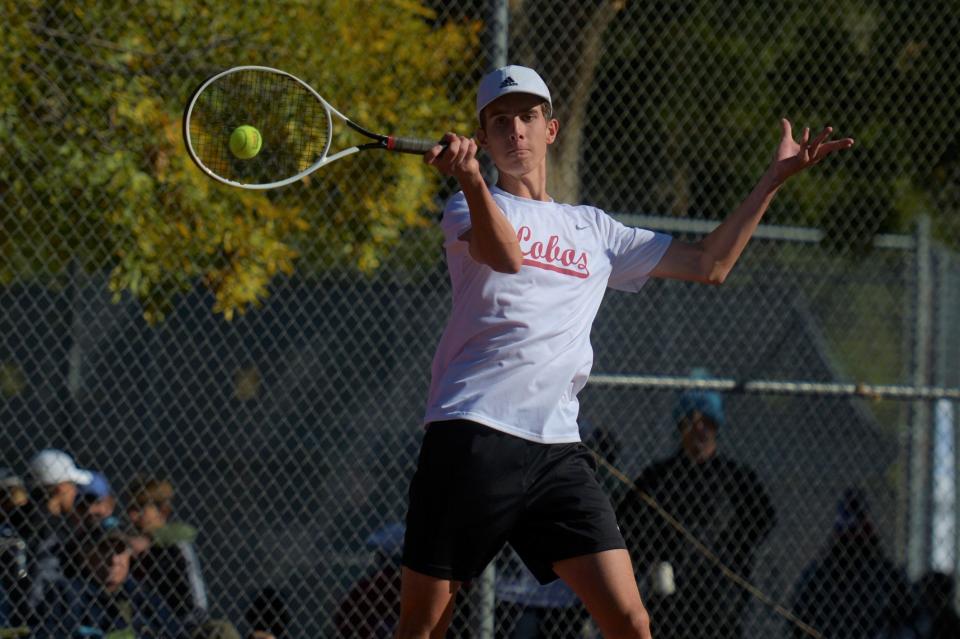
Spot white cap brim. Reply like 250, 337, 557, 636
70, 468, 94, 485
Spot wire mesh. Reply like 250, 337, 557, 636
1, 1, 959, 638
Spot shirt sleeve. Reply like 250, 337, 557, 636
603, 213, 672, 292
439, 191, 471, 250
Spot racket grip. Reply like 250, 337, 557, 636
386, 136, 446, 154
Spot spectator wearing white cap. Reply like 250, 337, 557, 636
28, 449, 93, 517
19, 449, 93, 620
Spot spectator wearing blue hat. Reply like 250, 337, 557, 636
73, 471, 120, 533
615, 371, 776, 639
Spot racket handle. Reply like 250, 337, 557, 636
386, 136, 446, 155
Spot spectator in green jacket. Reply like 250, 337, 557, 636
125, 477, 209, 632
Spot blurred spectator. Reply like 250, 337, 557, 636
0, 468, 30, 635
73, 471, 120, 533
333, 523, 472, 638
334, 523, 404, 638
0, 469, 28, 531
35, 529, 186, 638
877, 571, 960, 639
245, 586, 291, 639
192, 618, 243, 639
126, 476, 209, 631
911, 571, 960, 638
790, 487, 908, 639
21, 449, 93, 613
615, 374, 776, 639
494, 546, 587, 639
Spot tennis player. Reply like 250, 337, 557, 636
397, 65, 853, 638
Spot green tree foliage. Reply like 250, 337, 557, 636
1, 0, 478, 321
582, 1, 960, 247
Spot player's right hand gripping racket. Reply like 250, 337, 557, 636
183, 66, 443, 189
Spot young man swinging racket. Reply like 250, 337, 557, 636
397, 65, 853, 638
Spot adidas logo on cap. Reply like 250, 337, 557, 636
499, 76, 518, 88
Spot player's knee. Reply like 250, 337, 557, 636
395, 607, 453, 639
610, 604, 651, 639
630, 605, 652, 638
394, 619, 435, 639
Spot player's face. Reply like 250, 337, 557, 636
478, 93, 558, 177
129, 502, 167, 532
86, 495, 116, 521
679, 412, 718, 463
55, 481, 78, 513
104, 548, 131, 591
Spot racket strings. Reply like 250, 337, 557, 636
187, 69, 331, 185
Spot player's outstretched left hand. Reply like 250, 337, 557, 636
770, 119, 854, 185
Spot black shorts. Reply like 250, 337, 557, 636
402, 419, 626, 584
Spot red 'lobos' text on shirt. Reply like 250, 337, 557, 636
516, 225, 589, 279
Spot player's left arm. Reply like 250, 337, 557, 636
650, 119, 855, 284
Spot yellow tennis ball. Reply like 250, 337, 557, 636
229, 125, 262, 159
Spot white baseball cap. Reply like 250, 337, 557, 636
476, 65, 552, 120
29, 449, 93, 487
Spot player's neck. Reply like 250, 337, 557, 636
496, 168, 550, 202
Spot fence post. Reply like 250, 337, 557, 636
938, 249, 960, 611
485, 0, 508, 70
906, 214, 934, 579
478, 0, 509, 187
467, 3, 509, 637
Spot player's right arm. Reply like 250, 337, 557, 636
425, 133, 522, 273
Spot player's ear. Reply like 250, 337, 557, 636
476, 126, 488, 149
546, 118, 559, 144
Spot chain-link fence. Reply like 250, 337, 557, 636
2, 1, 959, 638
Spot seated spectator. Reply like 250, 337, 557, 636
334, 524, 403, 638
194, 618, 242, 639
125, 476, 209, 631
495, 545, 587, 639
333, 522, 472, 638
73, 471, 120, 533
0, 469, 28, 532
0, 468, 30, 633
62, 470, 124, 600
245, 587, 291, 639
879, 570, 960, 639
912, 571, 960, 639
22, 449, 94, 614
35, 529, 187, 638
790, 487, 909, 639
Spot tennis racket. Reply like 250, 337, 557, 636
182, 66, 443, 190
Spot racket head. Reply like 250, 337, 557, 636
183, 66, 334, 189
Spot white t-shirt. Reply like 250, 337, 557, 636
423, 185, 672, 443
